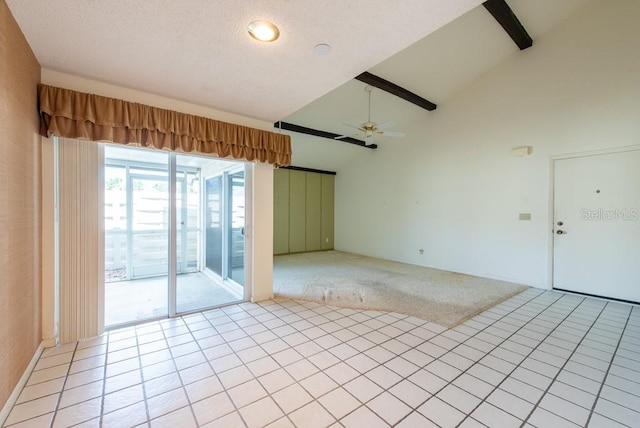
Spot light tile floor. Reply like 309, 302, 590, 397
3, 288, 639, 427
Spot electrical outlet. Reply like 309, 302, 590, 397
325, 238, 329, 243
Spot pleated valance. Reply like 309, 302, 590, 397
38, 84, 292, 166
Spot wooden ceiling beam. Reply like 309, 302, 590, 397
483, 0, 533, 50
355, 72, 437, 111
273, 121, 377, 149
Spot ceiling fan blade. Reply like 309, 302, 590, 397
334, 131, 364, 140
381, 130, 405, 138
342, 123, 363, 130
376, 120, 396, 130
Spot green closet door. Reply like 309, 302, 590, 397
321, 174, 335, 250
273, 169, 290, 254
288, 170, 306, 253
305, 172, 322, 251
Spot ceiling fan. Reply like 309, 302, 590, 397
335, 85, 406, 145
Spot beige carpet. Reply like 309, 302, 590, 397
273, 251, 528, 328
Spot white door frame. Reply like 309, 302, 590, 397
548, 144, 640, 292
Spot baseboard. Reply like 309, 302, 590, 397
42, 337, 57, 348
330, 249, 547, 289
252, 292, 274, 303
0, 342, 45, 426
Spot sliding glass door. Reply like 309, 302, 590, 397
199, 168, 245, 293
104, 149, 170, 326
104, 146, 246, 327
175, 157, 244, 313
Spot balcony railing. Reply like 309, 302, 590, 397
105, 228, 199, 281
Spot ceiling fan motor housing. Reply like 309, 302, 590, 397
361, 122, 377, 132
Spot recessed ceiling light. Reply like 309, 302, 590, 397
248, 20, 280, 42
314, 43, 332, 55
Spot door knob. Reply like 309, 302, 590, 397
556, 230, 565, 235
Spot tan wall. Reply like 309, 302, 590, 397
0, 0, 42, 408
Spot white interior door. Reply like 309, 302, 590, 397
553, 149, 640, 303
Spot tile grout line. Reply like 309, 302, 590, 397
175, 315, 220, 427
357, 290, 552, 426
48, 342, 80, 428
7, 290, 635, 428
244, 303, 326, 427
273, 296, 493, 424
16, 290, 560, 424
154, 317, 223, 426
6, 290, 553, 426
319, 291, 546, 424
228, 300, 343, 422
427, 292, 588, 427
199, 297, 435, 425
434, 292, 592, 427
215, 299, 393, 425
82, 297, 640, 426
102, 323, 163, 424
336, 289, 552, 426
219, 302, 315, 426
520, 299, 625, 427
98, 334, 112, 426
183, 311, 253, 427
2, 345, 74, 427
516, 299, 615, 425
15, 339, 118, 426
134, 325, 153, 426
233, 300, 399, 421
414, 292, 563, 420
189, 303, 313, 425
1, 352, 66, 420
583, 304, 633, 428
512, 297, 607, 427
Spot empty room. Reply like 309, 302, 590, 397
1, 0, 638, 427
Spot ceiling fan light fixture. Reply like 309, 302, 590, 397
248, 20, 280, 42
333, 84, 406, 145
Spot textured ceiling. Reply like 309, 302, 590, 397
6, 0, 485, 122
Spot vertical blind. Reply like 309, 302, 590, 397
58, 137, 104, 343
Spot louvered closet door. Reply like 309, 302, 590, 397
57, 138, 104, 344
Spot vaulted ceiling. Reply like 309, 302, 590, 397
7, 0, 591, 170
282, 0, 591, 169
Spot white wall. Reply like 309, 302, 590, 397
335, 0, 640, 288
249, 162, 275, 301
